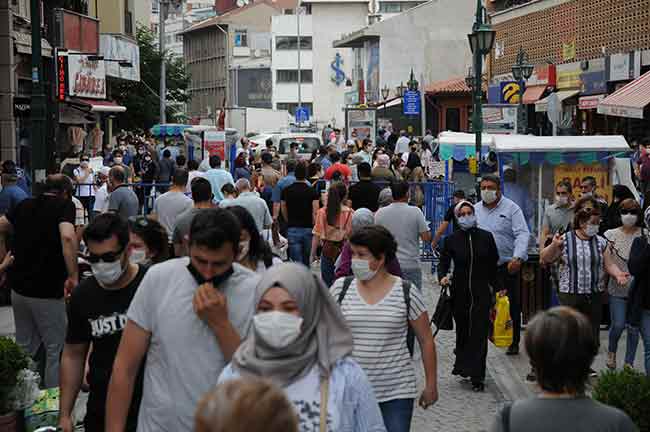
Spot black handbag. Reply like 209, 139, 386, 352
432, 285, 454, 334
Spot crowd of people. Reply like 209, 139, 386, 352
0, 126, 645, 432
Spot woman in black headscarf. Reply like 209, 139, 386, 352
403, 153, 425, 208
438, 201, 501, 392
604, 185, 635, 231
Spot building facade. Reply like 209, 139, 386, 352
271, 13, 314, 115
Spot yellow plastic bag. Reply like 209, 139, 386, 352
492, 294, 513, 348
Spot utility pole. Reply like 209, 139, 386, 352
296, 4, 302, 111
159, 0, 167, 124
30, 0, 46, 183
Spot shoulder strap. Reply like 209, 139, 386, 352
401, 279, 415, 357
337, 276, 355, 304
502, 403, 512, 432
401, 279, 411, 315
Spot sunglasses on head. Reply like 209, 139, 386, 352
86, 247, 125, 264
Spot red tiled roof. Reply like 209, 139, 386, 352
424, 77, 472, 95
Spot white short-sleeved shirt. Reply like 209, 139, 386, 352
330, 277, 425, 402
93, 184, 109, 213
127, 258, 260, 432
73, 167, 95, 197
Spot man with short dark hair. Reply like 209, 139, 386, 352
0, 162, 28, 215
157, 149, 176, 193
475, 174, 530, 355
205, 155, 234, 203
375, 180, 431, 291
59, 213, 147, 432
112, 149, 132, 182
281, 162, 319, 265
272, 158, 298, 228
173, 178, 214, 257
348, 162, 380, 211
153, 168, 193, 244
0, 174, 78, 388
260, 152, 281, 190
107, 209, 259, 431
108, 166, 139, 220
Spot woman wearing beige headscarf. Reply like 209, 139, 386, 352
218, 262, 386, 432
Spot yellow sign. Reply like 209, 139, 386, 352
554, 163, 611, 203
557, 69, 582, 90
502, 82, 521, 104
562, 39, 576, 61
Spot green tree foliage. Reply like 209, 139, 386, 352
112, 25, 190, 131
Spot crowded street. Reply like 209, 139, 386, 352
1, 0, 650, 431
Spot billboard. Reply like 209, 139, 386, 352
236, 68, 272, 109
67, 54, 106, 99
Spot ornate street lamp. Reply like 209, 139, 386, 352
407, 68, 419, 92
381, 85, 391, 122
465, 66, 474, 90
467, 0, 496, 183
512, 47, 534, 133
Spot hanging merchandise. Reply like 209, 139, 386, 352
68, 126, 87, 155
490, 293, 513, 348
89, 124, 104, 156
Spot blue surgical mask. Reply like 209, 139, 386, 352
458, 215, 477, 230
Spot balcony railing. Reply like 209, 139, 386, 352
489, 0, 535, 13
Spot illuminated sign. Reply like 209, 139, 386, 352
57, 54, 67, 102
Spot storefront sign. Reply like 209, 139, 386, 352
67, 54, 106, 99
204, 130, 226, 159
100, 34, 141, 82
597, 103, 645, 120
554, 163, 611, 202
562, 39, 576, 61
580, 71, 607, 95
578, 95, 605, 110
13, 97, 30, 117
527, 64, 556, 87
482, 105, 517, 134
608, 53, 631, 82
556, 62, 582, 90
488, 84, 502, 104
403, 90, 421, 115
500, 81, 522, 104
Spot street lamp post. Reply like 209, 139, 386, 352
467, 0, 496, 184
511, 47, 534, 134
381, 85, 390, 124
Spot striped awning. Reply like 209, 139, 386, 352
598, 70, 650, 119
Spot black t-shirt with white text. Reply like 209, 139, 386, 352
66, 265, 147, 430
7, 195, 75, 298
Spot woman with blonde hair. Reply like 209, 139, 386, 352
195, 377, 298, 432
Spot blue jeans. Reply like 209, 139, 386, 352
287, 228, 312, 266
641, 309, 650, 375
379, 398, 414, 432
320, 254, 336, 287
608, 296, 640, 365
401, 267, 422, 291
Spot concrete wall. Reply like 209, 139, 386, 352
271, 14, 314, 108
93, 0, 124, 35
133, 0, 152, 28
311, 1, 368, 127
372, 0, 474, 93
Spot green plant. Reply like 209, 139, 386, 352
0, 337, 29, 415
593, 368, 650, 432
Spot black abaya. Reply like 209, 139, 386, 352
438, 227, 501, 383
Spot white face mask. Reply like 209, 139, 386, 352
253, 311, 303, 349
481, 189, 498, 204
556, 195, 569, 206
457, 215, 477, 230
584, 224, 599, 237
582, 191, 593, 198
621, 213, 638, 227
351, 258, 377, 281
129, 248, 148, 265
114, 157, 123, 165
91, 259, 125, 286
237, 240, 250, 261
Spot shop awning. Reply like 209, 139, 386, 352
438, 131, 495, 161
69, 98, 126, 113
151, 124, 192, 137
535, 90, 579, 112
522, 85, 546, 104
597, 70, 650, 119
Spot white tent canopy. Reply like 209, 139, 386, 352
491, 135, 630, 153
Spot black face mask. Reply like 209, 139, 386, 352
187, 262, 234, 289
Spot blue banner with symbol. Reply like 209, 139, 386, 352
403, 90, 421, 115
295, 106, 310, 123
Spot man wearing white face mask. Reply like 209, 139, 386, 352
60, 213, 147, 432
475, 174, 530, 356
540, 180, 574, 251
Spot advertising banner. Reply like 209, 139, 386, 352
554, 163, 611, 202
346, 109, 376, 142
204, 130, 226, 159
67, 54, 106, 99
100, 34, 141, 82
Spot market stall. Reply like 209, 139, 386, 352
437, 131, 496, 195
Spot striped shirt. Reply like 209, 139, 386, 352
557, 232, 607, 295
331, 277, 426, 403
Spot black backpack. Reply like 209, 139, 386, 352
336, 276, 415, 357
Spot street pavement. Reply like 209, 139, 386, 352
0, 262, 646, 431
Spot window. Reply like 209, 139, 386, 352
378, 1, 423, 12
278, 136, 319, 155
175, 34, 183, 43
234, 30, 248, 47
275, 36, 312, 50
276, 103, 314, 116
276, 70, 313, 83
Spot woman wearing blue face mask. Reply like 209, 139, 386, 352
218, 262, 386, 432
437, 200, 501, 392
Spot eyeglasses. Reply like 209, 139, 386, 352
620, 209, 640, 215
86, 247, 125, 264
128, 215, 150, 228
81, 159, 89, 163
